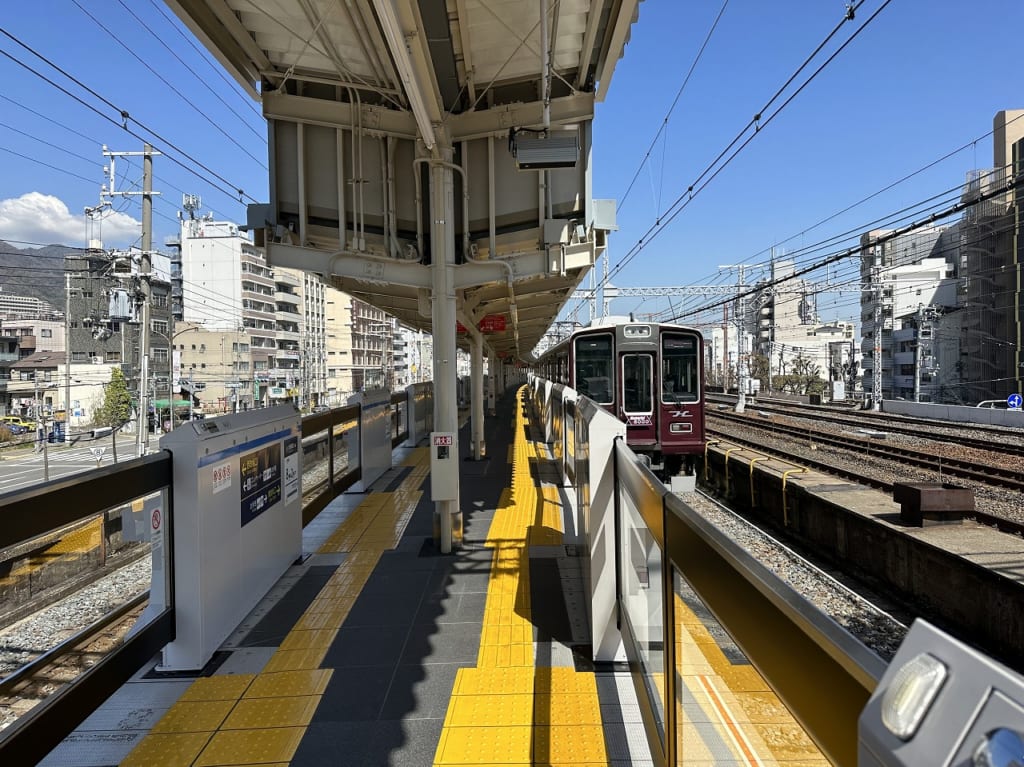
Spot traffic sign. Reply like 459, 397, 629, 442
1008, 393, 1022, 410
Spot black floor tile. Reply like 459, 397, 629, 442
291, 722, 373, 766
315, 664, 395, 722
323, 625, 410, 668
379, 662, 462, 720
400, 622, 481, 665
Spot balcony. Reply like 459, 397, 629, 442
276, 349, 300, 361
0, 352, 18, 363
275, 290, 300, 305
274, 271, 301, 288
277, 329, 301, 343
276, 306, 301, 319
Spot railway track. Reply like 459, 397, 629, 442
706, 413, 1024, 537
707, 394, 1024, 455
709, 409, 1024, 492
0, 593, 147, 728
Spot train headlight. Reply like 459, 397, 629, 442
669, 423, 692, 433
880, 653, 947, 740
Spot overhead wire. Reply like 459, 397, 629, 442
606, 0, 891, 289
69, 0, 267, 170
0, 25, 258, 204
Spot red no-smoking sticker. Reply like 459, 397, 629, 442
152, 509, 162, 531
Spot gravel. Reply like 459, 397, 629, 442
677, 490, 907, 661
0, 558, 152, 682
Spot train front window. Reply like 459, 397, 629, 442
662, 333, 699, 403
622, 354, 653, 413
574, 333, 614, 404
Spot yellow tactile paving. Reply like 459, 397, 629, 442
221, 696, 320, 729
150, 701, 235, 733
434, 387, 608, 767
177, 675, 255, 702
120, 732, 213, 767
260, 647, 328, 672
242, 669, 332, 699
193, 727, 305, 766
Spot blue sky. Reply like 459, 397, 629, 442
0, 1, 1019, 326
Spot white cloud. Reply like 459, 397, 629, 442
0, 192, 141, 248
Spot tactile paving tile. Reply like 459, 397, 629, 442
194, 726, 305, 766
150, 700, 235, 733
120, 731, 213, 767
532, 693, 602, 725
261, 647, 328, 672
178, 675, 254, 702
434, 725, 533, 764
221, 696, 320, 729
531, 724, 608, 763
243, 669, 332, 698
443, 693, 534, 727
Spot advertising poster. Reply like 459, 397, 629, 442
283, 436, 299, 504
240, 441, 282, 526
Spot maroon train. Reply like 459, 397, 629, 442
535, 318, 706, 479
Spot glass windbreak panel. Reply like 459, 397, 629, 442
574, 333, 613, 404
662, 333, 700, 403
619, 489, 666, 745
622, 354, 654, 413
332, 417, 358, 482
301, 428, 330, 507
0, 489, 165, 719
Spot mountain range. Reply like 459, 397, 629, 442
0, 240, 83, 311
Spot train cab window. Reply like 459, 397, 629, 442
662, 333, 699, 403
622, 354, 653, 413
574, 333, 613, 404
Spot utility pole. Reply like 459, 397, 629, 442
64, 271, 71, 436
872, 247, 883, 411
720, 264, 748, 413
34, 373, 49, 481
106, 144, 160, 454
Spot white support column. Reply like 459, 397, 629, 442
471, 332, 485, 460
429, 149, 461, 553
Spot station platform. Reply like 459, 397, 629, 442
39, 388, 825, 767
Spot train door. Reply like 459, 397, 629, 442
620, 352, 655, 444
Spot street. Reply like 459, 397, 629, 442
0, 438, 144, 494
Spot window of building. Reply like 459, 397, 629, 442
153, 348, 168, 363
41, 329, 52, 338
152, 320, 169, 335
106, 352, 121, 362
72, 351, 88, 362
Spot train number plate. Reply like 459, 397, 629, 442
627, 415, 652, 426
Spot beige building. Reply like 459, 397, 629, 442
172, 323, 250, 415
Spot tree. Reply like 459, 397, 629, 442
95, 368, 132, 427
748, 354, 771, 391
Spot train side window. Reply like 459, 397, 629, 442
574, 333, 614, 404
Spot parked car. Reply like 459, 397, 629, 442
2, 423, 27, 435
1, 416, 36, 431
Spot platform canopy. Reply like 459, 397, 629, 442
166, 0, 644, 361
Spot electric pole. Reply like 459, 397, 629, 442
105, 144, 160, 454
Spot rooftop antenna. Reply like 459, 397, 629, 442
182, 194, 201, 219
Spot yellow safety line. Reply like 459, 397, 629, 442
121, 447, 433, 767
433, 387, 607, 766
